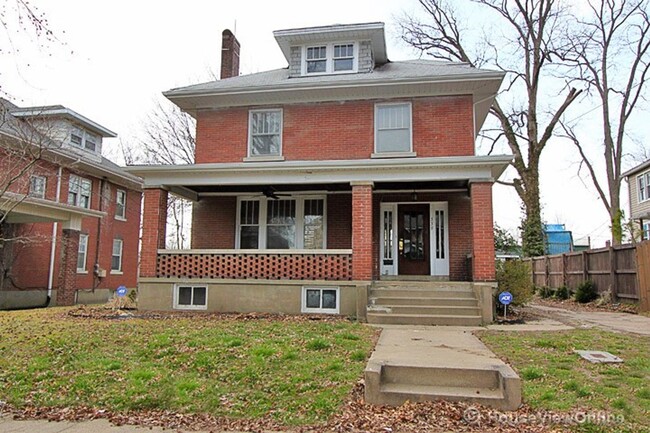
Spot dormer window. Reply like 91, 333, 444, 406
69, 127, 100, 153
302, 43, 357, 75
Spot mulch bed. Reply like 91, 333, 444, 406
533, 297, 639, 314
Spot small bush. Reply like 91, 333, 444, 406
575, 280, 598, 303
538, 286, 554, 298
496, 260, 534, 306
554, 286, 570, 300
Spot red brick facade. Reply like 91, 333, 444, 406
195, 96, 475, 163
352, 184, 374, 280
141, 188, 168, 278
470, 182, 496, 281
57, 229, 80, 306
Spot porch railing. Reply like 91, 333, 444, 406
156, 249, 353, 281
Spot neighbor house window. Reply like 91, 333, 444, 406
111, 239, 123, 273
70, 128, 99, 153
77, 234, 89, 272
248, 109, 282, 157
375, 103, 412, 153
639, 172, 650, 202
174, 285, 207, 310
29, 175, 46, 198
644, 222, 650, 241
237, 197, 326, 249
115, 189, 127, 220
68, 175, 92, 208
303, 43, 357, 75
301, 287, 339, 314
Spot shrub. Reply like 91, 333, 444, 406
575, 280, 598, 303
496, 260, 534, 306
554, 286, 570, 300
538, 286, 554, 298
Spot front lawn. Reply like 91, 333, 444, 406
0, 308, 376, 426
480, 329, 650, 432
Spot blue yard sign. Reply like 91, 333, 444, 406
116, 285, 128, 297
498, 291, 513, 319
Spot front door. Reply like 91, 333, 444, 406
398, 204, 430, 275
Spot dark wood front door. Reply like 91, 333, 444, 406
398, 204, 430, 275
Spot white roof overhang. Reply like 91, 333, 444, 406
125, 155, 512, 201
1, 192, 106, 230
11, 107, 117, 138
166, 74, 503, 137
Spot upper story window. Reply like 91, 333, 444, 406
115, 189, 127, 220
69, 127, 99, 153
248, 109, 282, 157
638, 172, 650, 203
29, 175, 46, 199
375, 103, 413, 154
302, 43, 357, 75
68, 175, 92, 209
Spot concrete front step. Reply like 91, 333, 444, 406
369, 305, 481, 316
378, 383, 505, 407
375, 280, 474, 289
367, 312, 483, 326
369, 288, 476, 298
369, 296, 479, 307
382, 365, 499, 388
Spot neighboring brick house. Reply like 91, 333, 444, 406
0, 99, 142, 309
623, 159, 650, 240
127, 23, 511, 322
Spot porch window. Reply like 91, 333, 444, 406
248, 109, 282, 157
267, 199, 296, 249
239, 200, 260, 249
236, 197, 326, 249
301, 287, 339, 314
68, 175, 92, 209
77, 234, 89, 272
174, 285, 207, 310
375, 103, 412, 153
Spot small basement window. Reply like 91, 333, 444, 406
174, 285, 208, 310
301, 287, 339, 314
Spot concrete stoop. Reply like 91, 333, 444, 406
367, 281, 488, 326
364, 328, 522, 411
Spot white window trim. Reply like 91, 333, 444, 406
173, 284, 208, 311
638, 172, 650, 203
374, 102, 414, 155
110, 239, 123, 274
301, 286, 340, 314
301, 42, 359, 76
68, 175, 92, 209
235, 195, 327, 250
115, 189, 127, 220
643, 221, 650, 241
29, 175, 47, 199
247, 108, 283, 158
77, 233, 89, 273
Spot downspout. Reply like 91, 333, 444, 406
47, 166, 64, 303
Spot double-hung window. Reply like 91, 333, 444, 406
306, 46, 327, 73
237, 197, 326, 249
248, 109, 282, 157
375, 103, 413, 154
77, 234, 89, 272
303, 43, 357, 75
29, 175, 46, 198
111, 239, 123, 273
68, 175, 92, 208
643, 222, 650, 241
116, 189, 127, 220
639, 172, 650, 203
70, 128, 99, 153
333, 44, 354, 71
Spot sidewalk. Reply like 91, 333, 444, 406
527, 304, 650, 336
0, 416, 217, 433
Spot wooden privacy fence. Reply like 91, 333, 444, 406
523, 241, 650, 311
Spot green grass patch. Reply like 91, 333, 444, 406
479, 329, 650, 431
0, 308, 376, 426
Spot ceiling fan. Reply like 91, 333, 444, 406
261, 186, 292, 200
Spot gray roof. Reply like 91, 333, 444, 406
165, 60, 503, 96
622, 159, 650, 178
10, 103, 117, 137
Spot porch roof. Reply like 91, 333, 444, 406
125, 155, 512, 201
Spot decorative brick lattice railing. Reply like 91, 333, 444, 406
156, 250, 353, 281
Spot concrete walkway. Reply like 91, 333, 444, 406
528, 304, 650, 336
0, 416, 217, 433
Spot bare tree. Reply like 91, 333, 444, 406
400, 0, 581, 256
127, 99, 196, 249
561, 0, 650, 244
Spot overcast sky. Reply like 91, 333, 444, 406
2, 0, 646, 248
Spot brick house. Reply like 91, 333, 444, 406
623, 159, 650, 240
127, 23, 511, 324
0, 99, 142, 309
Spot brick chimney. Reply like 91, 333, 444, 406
221, 29, 240, 79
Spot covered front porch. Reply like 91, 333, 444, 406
127, 156, 509, 316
